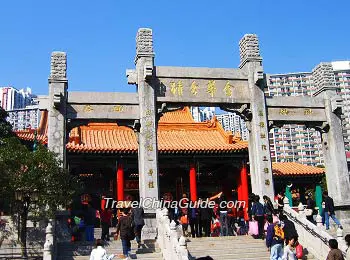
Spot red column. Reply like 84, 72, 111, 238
237, 172, 242, 201
101, 196, 106, 210
189, 163, 197, 202
240, 162, 249, 220
117, 163, 124, 201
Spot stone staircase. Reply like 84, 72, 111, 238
187, 236, 270, 260
56, 228, 163, 260
186, 235, 317, 260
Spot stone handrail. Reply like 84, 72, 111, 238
156, 208, 189, 260
283, 197, 347, 259
43, 219, 56, 260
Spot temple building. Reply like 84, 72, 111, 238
16, 107, 325, 211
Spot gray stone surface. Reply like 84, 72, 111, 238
136, 28, 154, 59
239, 34, 274, 199
156, 66, 248, 79
267, 107, 326, 122
50, 52, 67, 79
68, 92, 139, 104
66, 104, 139, 120
313, 63, 350, 206
266, 96, 325, 108
239, 34, 262, 69
134, 28, 159, 240
48, 52, 67, 165
312, 62, 336, 90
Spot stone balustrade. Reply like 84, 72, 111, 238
43, 219, 56, 260
283, 197, 347, 259
156, 208, 189, 260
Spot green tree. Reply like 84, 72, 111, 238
0, 107, 80, 254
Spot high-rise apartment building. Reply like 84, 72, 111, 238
266, 60, 350, 166
190, 107, 249, 141
0, 86, 35, 111
216, 113, 249, 141
7, 106, 40, 131
265, 73, 324, 166
190, 107, 216, 122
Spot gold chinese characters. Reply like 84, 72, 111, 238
190, 81, 199, 96
166, 80, 234, 98
207, 80, 216, 97
170, 81, 183, 96
112, 105, 124, 112
304, 109, 313, 115
279, 108, 289, 115
223, 81, 232, 97
83, 105, 94, 112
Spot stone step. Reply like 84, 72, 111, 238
187, 236, 270, 260
191, 256, 271, 260
188, 246, 267, 254
57, 253, 163, 260
56, 239, 161, 260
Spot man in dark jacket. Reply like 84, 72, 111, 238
323, 191, 343, 230
131, 206, 145, 248
266, 215, 284, 259
199, 199, 212, 237
251, 195, 265, 239
84, 203, 96, 242
116, 208, 134, 258
189, 203, 200, 238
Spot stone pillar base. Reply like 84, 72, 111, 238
141, 214, 157, 240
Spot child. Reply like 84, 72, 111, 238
180, 213, 189, 237
283, 236, 297, 260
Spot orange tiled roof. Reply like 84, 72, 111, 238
66, 107, 248, 154
15, 110, 48, 144
272, 162, 325, 177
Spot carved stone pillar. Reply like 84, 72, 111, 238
239, 34, 274, 199
134, 28, 159, 239
48, 52, 67, 166
313, 63, 350, 207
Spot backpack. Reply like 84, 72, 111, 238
273, 224, 284, 240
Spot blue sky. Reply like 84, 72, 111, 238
0, 0, 349, 95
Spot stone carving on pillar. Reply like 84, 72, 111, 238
132, 120, 141, 142
220, 104, 252, 122
312, 63, 336, 92
50, 52, 67, 79
307, 122, 330, 134
312, 62, 350, 207
239, 34, 274, 199
126, 69, 137, 85
136, 28, 154, 58
239, 34, 262, 69
48, 52, 68, 166
268, 120, 284, 131
134, 28, 158, 239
